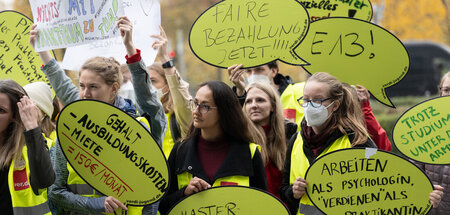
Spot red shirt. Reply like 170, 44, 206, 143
197, 136, 230, 182
362, 101, 392, 151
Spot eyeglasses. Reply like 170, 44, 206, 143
297, 96, 332, 108
189, 99, 217, 114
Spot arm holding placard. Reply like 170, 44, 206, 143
151, 25, 193, 138
29, 25, 81, 106
228, 64, 247, 106
118, 16, 166, 146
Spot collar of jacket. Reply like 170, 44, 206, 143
175, 135, 254, 183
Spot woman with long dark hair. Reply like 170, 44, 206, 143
158, 81, 267, 214
0, 79, 55, 214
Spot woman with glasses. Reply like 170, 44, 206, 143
280, 72, 444, 215
280, 72, 377, 214
242, 82, 297, 202
158, 81, 267, 214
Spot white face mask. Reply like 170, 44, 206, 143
156, 86, 168, 100
303, 101, 335, 127
245, 74, 271, 86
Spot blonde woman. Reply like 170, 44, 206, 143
243, 82, 296, 201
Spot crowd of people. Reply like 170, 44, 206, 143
0, 15, 447, 215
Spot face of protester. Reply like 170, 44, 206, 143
0, 93, 13, 137
192, 86, 219, 130
245, 88, 273, 126
303, 80, 339, 123
441, 77, 450, 96
149, 69, 168, 93
79, 70, 118, 104
245, 65, 277, 82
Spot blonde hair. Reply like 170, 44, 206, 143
244, 82, 286, 171
80, 57, 123, 86
307, 72, 369, 146
0, 80, 26, 168
148, 62, 173, 113
439, 71, 450, 96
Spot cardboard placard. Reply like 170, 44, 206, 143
301, 0, 373, 22
57, 100, 169, 206
393, 96, 450, 164
294, 17, 409, 107
305, 148, 433, 215
189, 0, 310, 69
0, 10, 55, 93
168, 186, 289, 215
29, 0, 125, 51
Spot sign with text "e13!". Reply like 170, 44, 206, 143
57, 100, 169, 206
393, 96, 450, 165
305, 148, 433, 215
29, 0, 124, 52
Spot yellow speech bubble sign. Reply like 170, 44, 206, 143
301, 0, 373, 22
392, 96, 450, 164
168, 186, 289, 215
57, 100, 169, 206
0, 10, 55, 94
294, 17, 409, 107
189, 0, 310, 68
305, 148, 433, 215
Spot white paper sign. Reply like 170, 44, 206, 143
29, 0, 125, 52
61, 0, 161, 71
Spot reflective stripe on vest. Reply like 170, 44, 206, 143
177, 143, 260, 189
280, 82, 305, 128
8, 146, 51, 215
162, 113, 175, 159
290, 134, 351, 215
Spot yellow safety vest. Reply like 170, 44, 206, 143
290, 134, 351, 215
43, 133, 55, 151
162, 113, 175, 159
8, 146, 51, 215
177, 143, 260, 189
280, 82, 305, 129
65, 117, 151, 215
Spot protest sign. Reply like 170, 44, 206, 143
294, 17, 409, 107
392, 96, 450, 164
168, 186, 289, 215
29, 0, 124, 52
301, 0, 373, 22
0, 10, 55, 94
305, 148, 433, 215
189, 0, 310, 69
56, 100, 169, 206
61, 0, 160, 71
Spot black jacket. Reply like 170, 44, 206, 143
159, 135, 268, 214
280, 124, 377, 214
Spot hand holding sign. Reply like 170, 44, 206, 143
294, 18, 409, 107
392, 96, 450, 164
305, 148, 433, 215
189, 0, 310, 68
